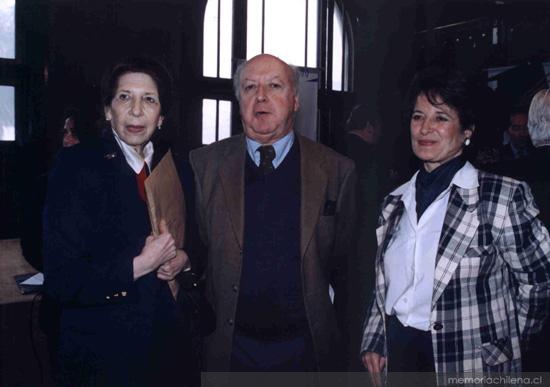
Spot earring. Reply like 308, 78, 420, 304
464, 138, 471, 146
157, 125, 162, 131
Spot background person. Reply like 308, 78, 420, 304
522, 88, 550, 371
492, 106, 534, 180
340, 104, 384, 369
501, 106, 533, 161
61, 109, 81, 147
61, 107, 98, 148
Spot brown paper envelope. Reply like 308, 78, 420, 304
144, 150, 185, 248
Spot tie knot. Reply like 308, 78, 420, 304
258, 145, 275, 174
258, 145, 275, 162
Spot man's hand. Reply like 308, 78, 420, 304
158, 249, 189, 299
157, 249, 190, 281
362, 352, 386, 387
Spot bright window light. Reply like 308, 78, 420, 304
263, 0, 306, 66
0, 85, 15, 141
307, 0, 318, 68
219, 0, 233, 78
218, 100, 232, 140
247, 0, 317, 68
203, 0, 219, 77
202, 99, 217, 144
203, 0, 233, 78
332, 4, 344, 91
205, 0, 348, 91
202, 99, 232, 144
246, 0, 262, 59
0, 0, 15, 59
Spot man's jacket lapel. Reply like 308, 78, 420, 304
218, 135, 246, 250
299, 136, 327, 258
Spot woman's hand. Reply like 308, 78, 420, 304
362, 351, 386, 372
133, 220, 176, 280
362, 352, 386, 387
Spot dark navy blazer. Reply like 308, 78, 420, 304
43, 133, 194, 386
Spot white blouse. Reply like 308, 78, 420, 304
383, 162, 477, 331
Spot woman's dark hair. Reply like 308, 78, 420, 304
345, 104, 380, 132
407, 66, 475, 131
101, 57, 173, 116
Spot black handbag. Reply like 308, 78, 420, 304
177, 271, 216, 336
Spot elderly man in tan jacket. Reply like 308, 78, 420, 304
190, 54, 357, 371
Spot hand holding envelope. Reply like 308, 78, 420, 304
144, 150, 187, 297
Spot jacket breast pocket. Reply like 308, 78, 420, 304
461, 240, 498, 279
457, 256, 482, 279
464, 223, 496, 259
316, 215, 336, 253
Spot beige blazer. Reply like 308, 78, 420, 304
190, 133, 357, 371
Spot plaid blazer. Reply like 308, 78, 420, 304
361, 163, 550, 373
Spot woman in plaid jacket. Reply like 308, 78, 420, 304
361, 67, 550, 377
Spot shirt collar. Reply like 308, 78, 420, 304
451, 161, 478, 189
391, 161, 478, 197
112, 129, 154, 174
245, 131, 295, 168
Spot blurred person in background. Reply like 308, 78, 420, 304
522, 88, 550, 372
341, 104, 384, 369
493, 106, 534, 180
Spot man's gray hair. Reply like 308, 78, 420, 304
528, 89, 550, 147
232, 58, 301, 101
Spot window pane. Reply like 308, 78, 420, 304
0, 85, 14, 141
246, 0, 263, 59
219, 0, 233, 78
202, 99, 232, 144
218, 100, 232, 140
264, 0, 306, 66
202, 99, 217, 144
307, 0, 318, 68
0, 0, 15, 59
343, 28, 350, 92
203, 0, 219, 77
332, 4, 343, 91
246, 0, 319, 68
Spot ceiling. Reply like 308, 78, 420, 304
343, 0, 550, 32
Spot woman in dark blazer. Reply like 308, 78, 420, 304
361, 67, 550, 379
43, 58, 195, 386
